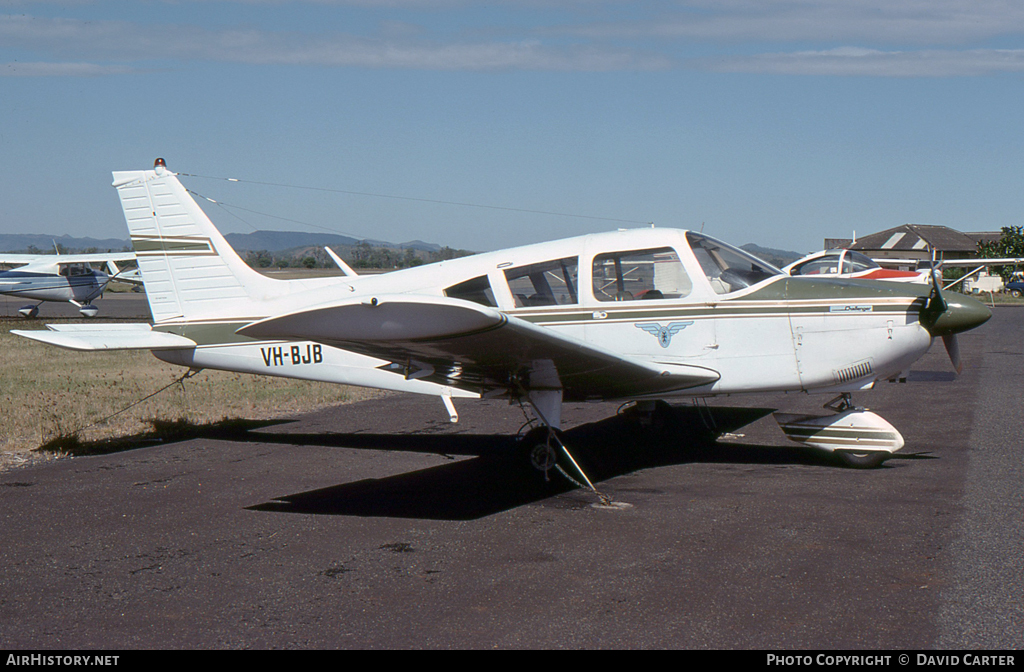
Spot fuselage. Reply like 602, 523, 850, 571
151, 227, 960, 401
0, 263, 107, 303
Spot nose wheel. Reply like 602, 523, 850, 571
18, 304, 41, 318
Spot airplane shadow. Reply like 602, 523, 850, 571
39, 405, 933, 521
243, 405, 883, 521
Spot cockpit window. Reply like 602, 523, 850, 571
504, 257, 579, 308
592, 247, 691, 302
444, 275, 497, 307
686, 232, 781, 295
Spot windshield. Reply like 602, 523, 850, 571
843, 250, 879, 274
686, 232, 782, 295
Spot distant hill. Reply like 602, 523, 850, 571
0, 233, 131, 253
0, 230, 443, 254
223, 230, 361, 252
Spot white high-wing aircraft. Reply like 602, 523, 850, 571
14, 161, 993, 493
784, 249, 932, 283
0, 251, 139, 317
868, 256, 1024, 291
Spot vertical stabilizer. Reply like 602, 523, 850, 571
112, 160, 286, 323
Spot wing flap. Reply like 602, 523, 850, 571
12, 324, 196, 351
237, 296, 719, 400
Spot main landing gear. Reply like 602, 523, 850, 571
515, 388, 620, 508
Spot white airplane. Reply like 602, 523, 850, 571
0, 251, 139, 317
14, 161, 993, 499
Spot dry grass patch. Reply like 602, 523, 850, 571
1, 326, 379, 466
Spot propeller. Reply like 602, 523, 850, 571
920, 244, 987, 374
943, 333, 962, 375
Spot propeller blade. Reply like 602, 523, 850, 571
943, 333, 962, 374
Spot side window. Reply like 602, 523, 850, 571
60, 264, 90, 277
444, 275, 497, 307
687, 232, 781, 295
504, 257, 578, 308
592, 247, 691, 302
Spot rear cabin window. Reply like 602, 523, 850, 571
592, 247, 691, 302
444, 275, 497, 307
504, 257, 579, 308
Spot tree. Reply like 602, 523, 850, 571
976, 226, 1024, 281
246, 250, 273, 268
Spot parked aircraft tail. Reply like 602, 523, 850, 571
111, 159, 339, 323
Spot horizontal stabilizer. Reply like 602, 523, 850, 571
12, 324, 196, 351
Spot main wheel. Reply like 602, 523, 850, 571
518, 426, 563, 474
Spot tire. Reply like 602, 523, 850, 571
518, 426, 563, 474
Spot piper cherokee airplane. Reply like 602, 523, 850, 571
13, 160, 993, 498
0, 250, 139, 317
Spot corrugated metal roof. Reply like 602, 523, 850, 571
850, 224, 985, 253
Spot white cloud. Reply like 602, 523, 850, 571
0, 61, 135, 76
0, 14, 669, 73
701, 47, 1024, 77
561, 0, 1024, 45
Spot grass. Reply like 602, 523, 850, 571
967, 290, 1023, 305
0, 325, 379, 466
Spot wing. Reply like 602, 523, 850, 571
53, 253, 137, 265
0, 253, 136, 266
0, 254, 44, 267
237, 295, 719, 401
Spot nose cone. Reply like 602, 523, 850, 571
926, 291, 992, 337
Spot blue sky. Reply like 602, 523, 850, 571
2, 1, 1024, 254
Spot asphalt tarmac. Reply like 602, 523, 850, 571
0, 292, 152, 321
0, 304, 1021, 650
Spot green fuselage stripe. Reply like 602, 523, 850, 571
152, 295, 922, 347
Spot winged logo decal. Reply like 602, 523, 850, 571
635, 321, 694, 348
